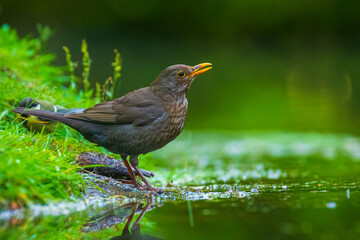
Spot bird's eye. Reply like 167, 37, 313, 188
177, 71, 186, 78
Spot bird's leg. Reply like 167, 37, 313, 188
133, 201, 150, 225
122, 202, 140, 236
129, 155, 156, 191
131, 201, 151, 235
120, 155, 144, 189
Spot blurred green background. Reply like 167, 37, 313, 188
1, 0, 360, 132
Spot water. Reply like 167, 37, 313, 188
155, 184, 360, 240
1, 132, 360, 239
1, 181, 360, 239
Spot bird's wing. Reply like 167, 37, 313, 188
66, 88, 165, 126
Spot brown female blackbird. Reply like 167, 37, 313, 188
12, 63, 212, 191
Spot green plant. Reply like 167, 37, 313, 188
81, 39, 92, 97
63, 41, 122, 103
0, 24, 113, 209
111, 49, 122, 97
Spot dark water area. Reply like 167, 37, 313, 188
1, 132, 360, 239
1, 180, 360, 240
155, 184, 360, 240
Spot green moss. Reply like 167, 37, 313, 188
0, 122, 84, 208
0, 24, 113, 209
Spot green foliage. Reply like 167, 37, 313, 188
63, 41, 122, 103
0, 25, 107, 209
81, 39, 92, 96
0, 212, 87, 240
96, 77, 113, 102
0, 24, 61, 113
36, 24, 53, 51
62, 45, 77, 91
111, 49, 122, 97
95, 49, 122, 102
0, 121, 84, 209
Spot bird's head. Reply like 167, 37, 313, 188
19, 97, 39, 109
151, 63, 212, 96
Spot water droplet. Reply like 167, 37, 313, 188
326, 202, 336, 209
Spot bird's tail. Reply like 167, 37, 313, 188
12, 107, 84, 129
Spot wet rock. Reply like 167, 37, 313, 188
81, 172, 144, 198
76, 152, 154, 180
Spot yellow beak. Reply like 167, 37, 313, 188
189, 63, 212, 77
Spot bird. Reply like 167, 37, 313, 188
17, 97, 85, 133
12, 63, 212, 191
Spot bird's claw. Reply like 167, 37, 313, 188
120, 179, 151, 190
141, 186, 163, 193
132, 181, 162, 193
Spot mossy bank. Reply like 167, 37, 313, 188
0, 24, 123, 210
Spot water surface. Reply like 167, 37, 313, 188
1, 131, 360, 239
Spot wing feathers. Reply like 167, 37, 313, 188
66, 87, 164, 126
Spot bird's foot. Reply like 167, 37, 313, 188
133, 181, 146, 189
145, 186, 163, 194
118, 179, 162, 193
131, 182, 162, 193
119, 179, 145, 189
135, 184, 163, 194
139, 184, 163, 193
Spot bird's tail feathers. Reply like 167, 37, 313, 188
12, 107, 83, 129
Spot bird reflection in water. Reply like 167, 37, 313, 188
111, 201, 162, 240
82, 201, 162, 240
